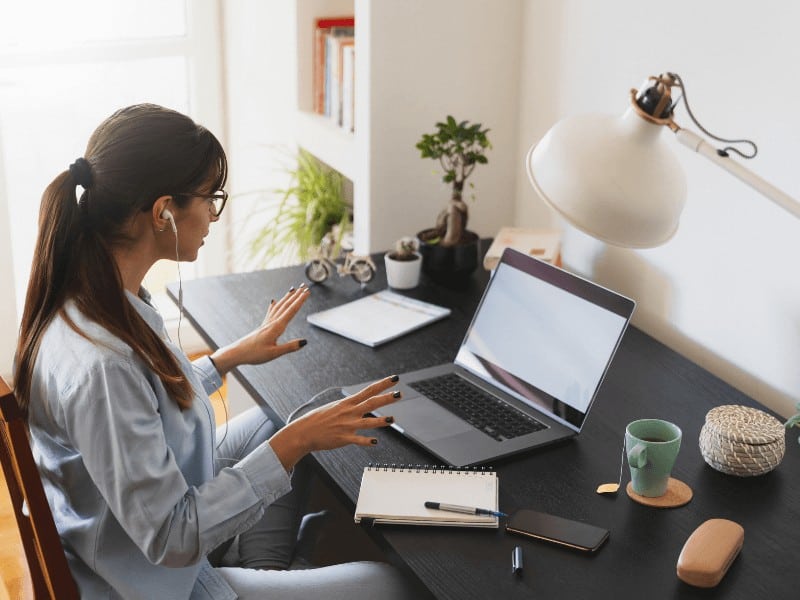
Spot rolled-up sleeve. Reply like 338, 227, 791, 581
62, 359, 292, 568
191, 355, 223, 396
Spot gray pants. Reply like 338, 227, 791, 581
210, 407, 419, 599
211, 406, 308, 570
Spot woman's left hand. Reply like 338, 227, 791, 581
209, 284, 311, 375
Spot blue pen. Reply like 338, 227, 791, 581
424, 501, 508, 518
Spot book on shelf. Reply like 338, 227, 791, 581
336, 39, 354, 127
341, 44, 355, 132
312, 16, 355, 126
326, 34, 353, 125
483, 227, 562, 271
354, 464, 500, 528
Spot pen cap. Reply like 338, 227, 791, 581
512, 545, 523, 573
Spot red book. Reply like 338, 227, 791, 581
316, 17, 355, 29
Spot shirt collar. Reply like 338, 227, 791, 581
125, 288, 165, 334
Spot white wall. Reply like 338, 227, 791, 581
362, 0, 523, 252
0, 132, 17, 380
221, 0, 298, 271
516, 0, 800, 418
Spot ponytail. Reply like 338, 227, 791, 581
15, 171, 83, 410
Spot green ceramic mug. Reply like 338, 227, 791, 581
625, 419, 682, 497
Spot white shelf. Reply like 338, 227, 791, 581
294, 110, 356, 181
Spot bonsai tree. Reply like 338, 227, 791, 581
416, 115, 491, 247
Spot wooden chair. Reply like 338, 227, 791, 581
0, 377, 79, 599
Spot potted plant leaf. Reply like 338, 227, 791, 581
786, 402, 800, 445
384, 236, 422, 289
415, 115, 491, 285
248, 148, 352, 266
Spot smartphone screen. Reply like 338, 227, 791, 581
505, 509, 609, 552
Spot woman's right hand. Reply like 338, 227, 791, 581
269, 375, 401, 472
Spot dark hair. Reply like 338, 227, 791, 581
14, 104, 228, 411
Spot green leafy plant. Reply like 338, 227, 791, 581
248, 149, 351, 265
416, 115, 491, 247
786, 402, 800, 444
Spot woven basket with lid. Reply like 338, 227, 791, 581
699, 405, 786, 477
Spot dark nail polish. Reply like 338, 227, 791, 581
392, 391, 401, 398
390, 375, 399, 382
299, 339, 308, 348
385, 416, 394, 424
289, 286, 295, 292
371, 438, 378, 445
270, 299, 275, 304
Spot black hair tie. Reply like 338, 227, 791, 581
69, 157, 93, 189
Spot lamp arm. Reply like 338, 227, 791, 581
674, 128, 800, 219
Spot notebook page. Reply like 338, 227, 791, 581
307, 290, 451, 347
354, 466, 498, 527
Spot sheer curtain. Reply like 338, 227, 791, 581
0, 0, 226, 375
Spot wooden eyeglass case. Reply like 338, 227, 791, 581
676, 518, 744, 588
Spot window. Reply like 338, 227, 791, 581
0, 1, 226, 371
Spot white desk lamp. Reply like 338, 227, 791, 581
526, 72, 800, 248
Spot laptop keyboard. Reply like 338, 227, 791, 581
409, 373, 547, 442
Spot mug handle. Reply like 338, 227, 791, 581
628, 443, 648, 469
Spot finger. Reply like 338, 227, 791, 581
342, 375, 399, 404
358, 415, 396, 430
357, 390, 402, 414
271, 285, 310, 322
262, 298, 276, 321
351, 435, 381, 447
271, 339, 308, 357
264, 285, 306, 323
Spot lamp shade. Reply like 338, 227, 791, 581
526, 107, 687, 248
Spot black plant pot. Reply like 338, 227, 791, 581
417, 229, 480, 287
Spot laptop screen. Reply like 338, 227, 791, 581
454, 248, 634, 432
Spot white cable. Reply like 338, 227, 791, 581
174, 228, 184, 352
287, 386, 344, 423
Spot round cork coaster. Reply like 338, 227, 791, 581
626, 478, 693, 508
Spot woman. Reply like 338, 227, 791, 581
14, 104, 415, 599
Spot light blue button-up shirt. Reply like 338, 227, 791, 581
27, 290, 292, 599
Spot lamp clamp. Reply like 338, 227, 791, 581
629, 73, 680, 131
631, 72, 757, 159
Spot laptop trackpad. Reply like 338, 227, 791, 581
386, 396, 473, 443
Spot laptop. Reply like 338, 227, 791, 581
344, 247, 635, 466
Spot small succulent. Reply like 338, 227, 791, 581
389, 237, 419, 262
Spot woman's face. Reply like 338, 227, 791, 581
169, 192, 221, 262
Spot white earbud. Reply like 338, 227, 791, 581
161, 209, 177, 234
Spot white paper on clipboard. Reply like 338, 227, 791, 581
306, 290, 451, 347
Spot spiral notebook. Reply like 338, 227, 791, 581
354, 465, 499, 528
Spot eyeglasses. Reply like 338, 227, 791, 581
177, 190, 228, 217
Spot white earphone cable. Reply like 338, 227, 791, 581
174, 227, 184, 352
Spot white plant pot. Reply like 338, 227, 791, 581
384, 252, 422, 289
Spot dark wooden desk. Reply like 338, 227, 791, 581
168, 247, 800, 599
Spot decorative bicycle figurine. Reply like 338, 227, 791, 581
305, 230, 376, 284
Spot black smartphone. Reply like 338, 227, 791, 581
505, 509, 609, 553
